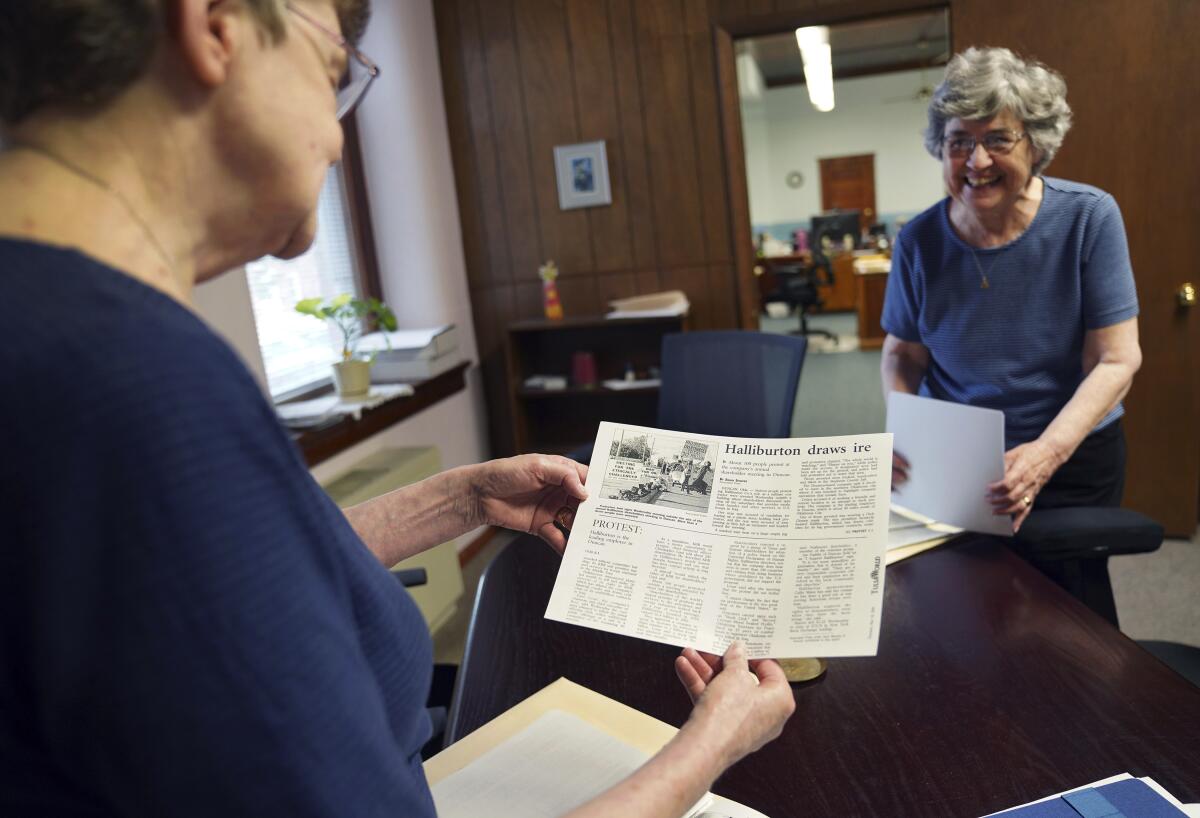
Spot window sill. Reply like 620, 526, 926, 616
290, 362, 470, 467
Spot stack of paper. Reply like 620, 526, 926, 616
606, 290, 690, 319
885, 504, 961, 565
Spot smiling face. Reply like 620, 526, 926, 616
941, 109, 1039, 221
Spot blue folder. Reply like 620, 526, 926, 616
993, 779, 1187, 817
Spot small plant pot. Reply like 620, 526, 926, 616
332, 360, 372, 399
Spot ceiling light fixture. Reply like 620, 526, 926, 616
795, 26, 834, 112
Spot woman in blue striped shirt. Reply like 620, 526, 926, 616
881, 47, 1141, 534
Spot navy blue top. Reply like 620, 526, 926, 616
881, 177, 1139, 448
0, 239, 436, 817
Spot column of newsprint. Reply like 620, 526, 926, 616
545, 422, 893, 659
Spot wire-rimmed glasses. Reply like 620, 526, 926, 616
285, 2, 380, 120
943, 129, 1027, 159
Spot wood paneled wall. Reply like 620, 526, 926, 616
435, 0, 928, 455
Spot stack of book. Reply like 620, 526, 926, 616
358, 324, 462, 383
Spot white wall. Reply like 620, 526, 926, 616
740, 68, 946, 227
192, 0, 491, 546
191, 267, 269, 391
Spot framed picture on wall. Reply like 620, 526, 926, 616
553, 141, 612, 210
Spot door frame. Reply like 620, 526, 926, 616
712, 1, 950, 329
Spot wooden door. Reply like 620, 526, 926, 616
818, 153, 876, 233
951, 0, 1200, 535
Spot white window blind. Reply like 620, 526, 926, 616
246, 165, 363, 399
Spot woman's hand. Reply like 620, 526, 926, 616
472, 455, 588, 553
987, 439, 1065, 532
891, 451, 910, 490
674, 642, 795, 768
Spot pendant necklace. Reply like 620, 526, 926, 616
969, 246, 1000, 289
11, 142, 178, 279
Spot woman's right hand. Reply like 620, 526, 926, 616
891, 451, 911, 490
674, 641, 795, 768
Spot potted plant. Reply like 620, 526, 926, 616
295, 294, 397, 398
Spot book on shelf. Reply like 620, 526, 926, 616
370, 349, 462, 383
358, 324, 458, 361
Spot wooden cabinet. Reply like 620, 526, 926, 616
853, 256, 891, 350
823, 252, 859, 312
506, 315, 685, 454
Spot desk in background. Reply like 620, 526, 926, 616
758, 252, 857, 314
854, 254, 891, 349
447, 535, 1200, 818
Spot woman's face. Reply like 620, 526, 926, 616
941, 109, 1039, 219
213, 1, 347, 261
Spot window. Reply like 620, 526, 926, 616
245, 120, 381, 400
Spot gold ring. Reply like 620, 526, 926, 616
1022, 495, 1032, 507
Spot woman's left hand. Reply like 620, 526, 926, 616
473, 455, 588, 553
986, 440, 1064, 532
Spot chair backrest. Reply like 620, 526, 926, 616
657, 331, 807, 438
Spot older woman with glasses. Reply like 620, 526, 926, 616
881, 47, 1141, 534
0, 2, 792, 816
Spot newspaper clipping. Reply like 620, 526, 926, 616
545, 422, 893, 658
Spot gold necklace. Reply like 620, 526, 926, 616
11, 142, 178, 278
968, 246, 1000, 289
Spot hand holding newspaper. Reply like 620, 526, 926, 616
546, 422, 893, 659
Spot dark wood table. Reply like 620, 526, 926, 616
447, 535, 1200, 817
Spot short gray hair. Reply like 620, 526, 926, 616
0, 0, 370, 127
923, 47, 1072, 175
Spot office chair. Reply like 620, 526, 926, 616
569, 330, 808, 464
1011, 507, 1200, 688
1011, 507, 1161, 628
657, 330, 807, 438
761, 258, 837, 344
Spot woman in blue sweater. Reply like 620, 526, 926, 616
881, 47, 1142, 533
0, 2, 793, 816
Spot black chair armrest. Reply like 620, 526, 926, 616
393, 568, 428, 588
1012, 507, 1163, 562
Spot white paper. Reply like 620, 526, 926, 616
606, 290, 690, 319
431, 709, 710, 818
274, 383, 413, 426
886, 392, 1010, 536
601, 378, 661, 391
699, 798, 772, 818
887, 504, 961, 549
546, 422, 893, 659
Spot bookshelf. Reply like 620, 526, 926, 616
505, 315, 685, 454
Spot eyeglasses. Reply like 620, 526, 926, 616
943, 129, 1027, 158
285, 2, 380, 120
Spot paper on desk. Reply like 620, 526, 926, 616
887, 393, 1010, 536
887, 503, 961, 549
426, 679, 736, 818
699, 799, 771, 818
430, 709, 710, 818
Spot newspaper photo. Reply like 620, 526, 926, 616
545, 422, 893, 659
